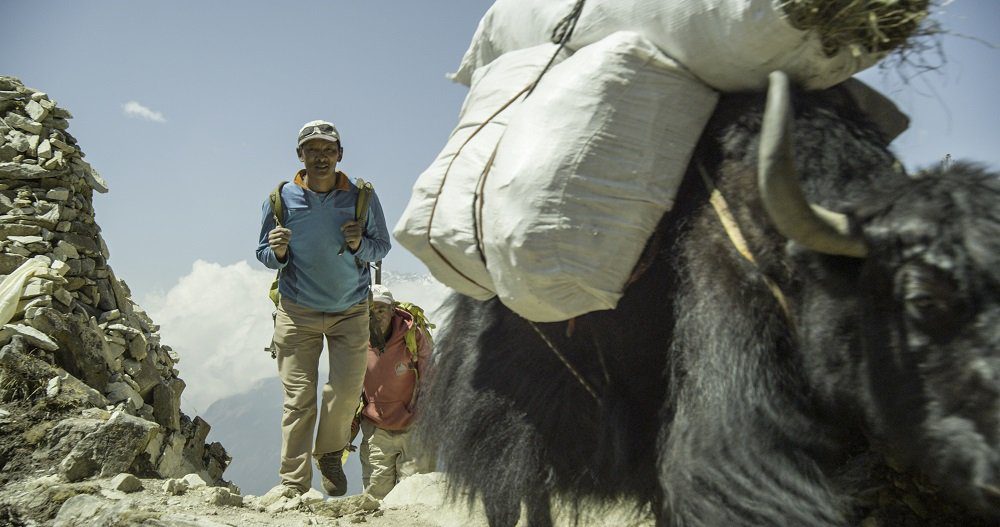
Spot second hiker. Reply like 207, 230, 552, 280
360, 284, 436, 499
256, 120, 391, 497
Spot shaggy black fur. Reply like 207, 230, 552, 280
417, 85, 1000, 526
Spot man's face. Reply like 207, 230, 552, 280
372, 302, 393, 337
298, 138, 340, 178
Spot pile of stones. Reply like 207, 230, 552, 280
0, 75, 228, 503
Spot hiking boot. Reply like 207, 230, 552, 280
317, 450, 347, 496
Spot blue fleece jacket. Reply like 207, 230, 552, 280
256, 172, 391, 313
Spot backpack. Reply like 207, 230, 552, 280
396, 301, 435, 359
383, 301, 434, 409
267, 177, 375, 307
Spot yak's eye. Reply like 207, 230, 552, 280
897, 263, 967, 339
904, 292, 947, 321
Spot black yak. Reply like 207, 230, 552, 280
417, 72, 1000, 526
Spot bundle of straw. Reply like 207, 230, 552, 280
780, 0, 934, 58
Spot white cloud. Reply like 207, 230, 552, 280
142, 260, 453, 415
122, 100, 166, 122
142, 260, 275, 415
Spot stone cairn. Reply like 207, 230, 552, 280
0, 75, 228, 490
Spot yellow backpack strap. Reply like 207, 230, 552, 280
404, 328, 419, 359
268, 181, 288, 308
347, 178, 376, 269
270, 181, 288, 227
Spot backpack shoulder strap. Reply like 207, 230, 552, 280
404, 326, 419, 359
267, 181, 289, 309
347, 178, 375, 269
269, 181, 288, 227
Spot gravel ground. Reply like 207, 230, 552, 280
0, 471, 654, 527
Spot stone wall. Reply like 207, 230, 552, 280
0, 75, 228, 487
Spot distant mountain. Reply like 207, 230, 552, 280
203, 376, 365, 496
379, 270, 438, 285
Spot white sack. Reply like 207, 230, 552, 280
451, 0, 883, 92
394, 43, 567, 300
0, 257, 50, 327
482, 32, 718, 322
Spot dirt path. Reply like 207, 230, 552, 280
1, 471, 654, 526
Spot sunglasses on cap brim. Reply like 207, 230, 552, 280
300, 124, 337, 138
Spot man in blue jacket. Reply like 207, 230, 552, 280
256, 120, 391, 497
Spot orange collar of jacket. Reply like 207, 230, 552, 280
293, 169, 350, 191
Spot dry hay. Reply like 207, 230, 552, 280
0, 366, 42, 403
780, 0, 938, 57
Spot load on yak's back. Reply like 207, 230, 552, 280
394, 0, 921, 322
400, 2, 1000, 525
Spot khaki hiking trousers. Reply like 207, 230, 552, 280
360, 418, 436, 499
274, 297, 369, 492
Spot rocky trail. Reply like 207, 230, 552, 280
0, 470, 654, 526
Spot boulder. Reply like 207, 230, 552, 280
151, 379, 181, 430
41, 417, 105, 462
162, 477, 188, 495
0, 253, 29, 275
0, 323, 59, 351
205, 486, 244, 507
105, 380, 143, 410
3, 113, 43, 135
0, 161, 49, 179
127, 332, 148, 361
122, 354, 160, 397
182, 473, 208, 489
59, 411, 159, 482
29, 309, 111, 391
107, 473, 142, 493
154, 432, 203, 480
46, 375, 61, 396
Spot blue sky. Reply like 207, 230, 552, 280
855, 1, 999, 171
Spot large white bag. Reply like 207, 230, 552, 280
481, 31, 718, 321
451, 0, 883, 92
394, 43, 567, 300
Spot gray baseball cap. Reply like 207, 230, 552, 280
297, 120, 341, 147
371, 284, 395, 305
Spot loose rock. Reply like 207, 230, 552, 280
108, 473, 143, 493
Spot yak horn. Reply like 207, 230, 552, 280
758, 71, 868, 258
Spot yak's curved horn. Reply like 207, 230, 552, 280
758, 71, 868, 258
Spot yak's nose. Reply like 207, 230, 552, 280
974, 481, 1000, 518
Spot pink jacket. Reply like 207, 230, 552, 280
361, 308, 432, 431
